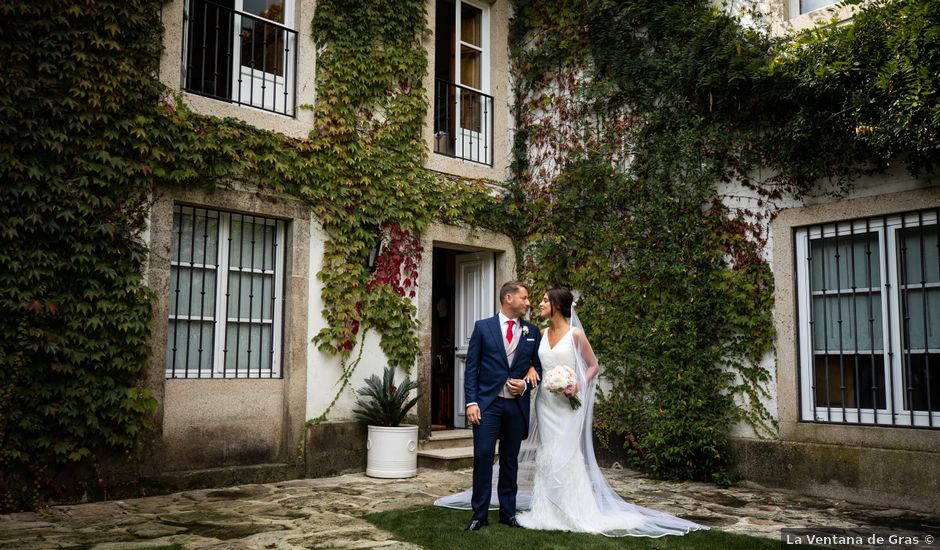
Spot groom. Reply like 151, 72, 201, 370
463, 281, 542, 531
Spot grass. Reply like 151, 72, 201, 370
363, 505, 779, 549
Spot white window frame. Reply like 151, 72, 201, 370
231, 0, 296, 115
167, 206, 286, 379
180, 0, 296, 116
788, 0, 838, 18
454, 0, 491, 165
454, 0, 490, 94
795, 209, 939, 428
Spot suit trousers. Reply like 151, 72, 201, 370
470, 396, 525, 521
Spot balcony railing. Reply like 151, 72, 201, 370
434, 79, 494, 166
182, 0, 297, 117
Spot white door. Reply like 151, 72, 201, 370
453, 251, 495, 427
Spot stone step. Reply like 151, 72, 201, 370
420, 429, 474, 450
418, 429, 496, 470
418, 446, 482, 471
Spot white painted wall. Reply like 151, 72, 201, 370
304, 220, 405, 422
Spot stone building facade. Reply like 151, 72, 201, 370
146, 0, 518, 485
143, 0, 939, 515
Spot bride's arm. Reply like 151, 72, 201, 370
573, 329, 600, 382
525, 366, 540, 387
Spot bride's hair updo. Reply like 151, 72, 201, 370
546, 287, 574, 318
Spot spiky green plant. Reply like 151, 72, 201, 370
353, 366, 420, 427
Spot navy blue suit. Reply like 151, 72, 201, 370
465, 315, 542, 522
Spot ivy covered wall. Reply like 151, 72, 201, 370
0, 0, 508, 509
507, 0, 939, 483
1, 0, 937, 510
0, 0, 167, 510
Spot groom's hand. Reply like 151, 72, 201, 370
466, 404, 481, 425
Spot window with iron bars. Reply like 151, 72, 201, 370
182, 0, 297, 117
432, 0, 494, 166
795, 208, 939, 428
167, 205, 286, 379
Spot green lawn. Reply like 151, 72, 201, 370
364, 505, 778, 549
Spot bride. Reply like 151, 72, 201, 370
436, 287, 707, 537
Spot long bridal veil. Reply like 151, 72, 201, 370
434, 306, 707, 538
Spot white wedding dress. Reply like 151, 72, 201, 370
435, 311, 706, 538
516, 326, 706, 537
516, 327, 615, 532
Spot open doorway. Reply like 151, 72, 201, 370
430, 246, 496, 431
430, 247, 458, 430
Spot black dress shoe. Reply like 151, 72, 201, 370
499, 516, 524, 528
464, 519, 489, 531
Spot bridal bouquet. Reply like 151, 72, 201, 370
543, 366, 582, 409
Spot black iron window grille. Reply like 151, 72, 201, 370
167, 205, 286, 379
434, 78, 494, 166
182, 0, 297, 117
796, 208, 939, 428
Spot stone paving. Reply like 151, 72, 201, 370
2, 466, 939, 549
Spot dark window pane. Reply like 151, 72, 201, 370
814, 354, 887, 410
185, 0, 236, 99
902, 353, 940, 412
460, 89, 482, 132
239, 16, 286, 77
435, 0, 456, 82
460, 3, 482, 47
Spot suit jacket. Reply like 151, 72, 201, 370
464, 315, 542, 439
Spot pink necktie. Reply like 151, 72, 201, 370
506, 319, 515, 343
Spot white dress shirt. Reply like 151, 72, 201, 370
498, 311, 520, 344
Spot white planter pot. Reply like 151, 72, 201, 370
366, 424, 418, 478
